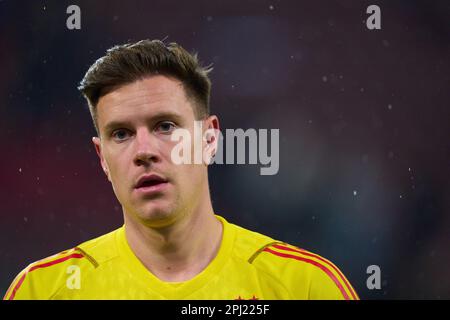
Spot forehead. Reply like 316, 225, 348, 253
96, 75, 193, 128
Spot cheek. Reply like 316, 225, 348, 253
181, 163, 205, 187
161, 140, 179, 163
105, 151, 131, 185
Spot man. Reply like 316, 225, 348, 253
4, 40, 358, 300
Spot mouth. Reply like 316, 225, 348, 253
134, 174, 169, 195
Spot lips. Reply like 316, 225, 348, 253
135, 174, 168, 189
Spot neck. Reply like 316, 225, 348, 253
123, 195, 222, 282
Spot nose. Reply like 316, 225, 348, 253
133, 128, 160, 167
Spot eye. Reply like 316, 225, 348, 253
111, 129, 131, 141
156, 121, 176, 134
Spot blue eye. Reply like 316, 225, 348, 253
112, 129, 130, 141
156, 122, 176, 133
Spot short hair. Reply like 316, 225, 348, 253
78, 39, 212, 134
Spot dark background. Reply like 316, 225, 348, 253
0, 0, 449, 299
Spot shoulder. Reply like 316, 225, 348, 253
250, 242, 359, 300
3, 248, 90, 300
76, 227, 121, 264
226, 220, 280, 262
3, 228, 121, 300
224, 219, 358, 300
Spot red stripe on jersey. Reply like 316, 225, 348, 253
273, 244, 358, 300
263, 247, 350, 300
8, 253, 84, 300
3, 283, 13, 300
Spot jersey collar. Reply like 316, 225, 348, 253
115, 214, 235, 299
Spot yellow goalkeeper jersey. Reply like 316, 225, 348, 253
3, 215, 358, 300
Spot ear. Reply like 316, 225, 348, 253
92, 137, 111, 181
202, 115, 220, 165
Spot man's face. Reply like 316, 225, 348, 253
93, 75, 218, 228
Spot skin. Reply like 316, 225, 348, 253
92, 75, 222, 282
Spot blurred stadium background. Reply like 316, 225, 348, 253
0, 0, 449, 299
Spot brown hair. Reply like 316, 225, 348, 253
78, 39, 212, 134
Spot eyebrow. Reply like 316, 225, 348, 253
102, 111, 185, 135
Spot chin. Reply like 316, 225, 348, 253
136, 204, 180, 228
